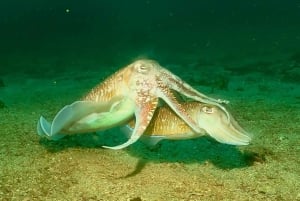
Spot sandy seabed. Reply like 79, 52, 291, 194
0, 57, 299, 201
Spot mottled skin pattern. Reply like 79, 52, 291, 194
83, 67, 132, 102
82, 59, 230, 149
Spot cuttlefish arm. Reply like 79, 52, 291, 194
37, 96, 135, 140
159, 68, 231, 122
125, 102, 251, 146
102, 95, 158, 149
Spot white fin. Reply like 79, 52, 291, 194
37, 116, 65, 140
37, 96, 128, 140
37, 116, 51, 136
51, 100, 115, 135
67, 98, 135, 133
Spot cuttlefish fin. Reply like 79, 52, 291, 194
102, 98, 158, 149
37, 116, 50, 136
37, 96, 123, 139
37, 116, 65, 140
51, 100, 119, 134
67, 97, 136, 133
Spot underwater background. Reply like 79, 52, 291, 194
0, 1, 299, 200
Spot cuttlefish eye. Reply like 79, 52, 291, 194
134, 62, 151, 74
201, 106, 214, 114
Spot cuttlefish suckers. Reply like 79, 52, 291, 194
127, 102, 251, 146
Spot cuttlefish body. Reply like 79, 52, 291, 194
38, 59, 230, 149
125, 102, 251, 146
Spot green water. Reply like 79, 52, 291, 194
0, 1, 299, 200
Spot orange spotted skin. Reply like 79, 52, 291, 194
129, 102, 203, 136
82, 67, 132, 102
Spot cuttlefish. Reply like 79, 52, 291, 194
38, 59, 230, 149
125, 102, 251, 146
38, 101, 251, 146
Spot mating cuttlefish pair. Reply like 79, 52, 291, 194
37, 59, 251, 149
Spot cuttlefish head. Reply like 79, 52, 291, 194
195, 104, 252, 145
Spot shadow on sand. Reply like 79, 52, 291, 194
39, 129, 259, 177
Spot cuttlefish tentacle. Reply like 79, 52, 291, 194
155, 83, 202, 133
